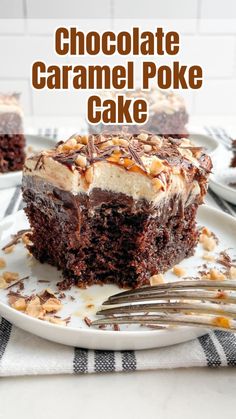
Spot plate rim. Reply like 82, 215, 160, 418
0, 204, 235, 343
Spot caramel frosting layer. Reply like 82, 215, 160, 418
23, 132, 212, 205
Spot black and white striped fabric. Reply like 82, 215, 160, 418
0, 127, 236, 377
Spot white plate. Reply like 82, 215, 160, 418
0, 134, 55, 190
0, 205, 235, 350
189, 132, 219, 156
210, 144, 236, 205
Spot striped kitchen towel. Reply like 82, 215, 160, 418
0, 127, 236, 376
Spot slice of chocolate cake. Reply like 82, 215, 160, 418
88, 88, 189, 138
0, 93, 25, 173
22, 132, 212, 289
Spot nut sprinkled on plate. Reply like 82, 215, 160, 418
150, 274, 165, 286
11, 297, 26, 311
0, 258, 6, 269
200, 235, 217, 252
202, 268, 226, 281
0, 277, 7, 289
26, 296, 45, 318
42, 297, 61, 313
172, 265, 186, 277
3, 271, 19, 283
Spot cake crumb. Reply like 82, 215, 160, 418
4, 245, 15, 254
0, 258, 6, 269
229, 266, 236, 279
150, 274, 165, 286
172, 265, 186, 277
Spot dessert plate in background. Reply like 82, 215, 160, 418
210, 144, 236, 205
189, 132, 219, 156
0, 134, 55, 190
0, 205, 235, 350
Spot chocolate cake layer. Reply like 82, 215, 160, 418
0, 94, 25, 173
23, 132, 212, 289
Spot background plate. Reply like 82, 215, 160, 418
0, 205, 235, 350
0, 134, 55, 190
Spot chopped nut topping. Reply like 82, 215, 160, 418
150, 157, 165, 176
75, 155, 87, 168
172, 265, 186, 277
0, 277, 7, 289
85, 167, 94, 184
3, 271, 19, 283
137, 133, 148, 141
11, 298, 26, 311
42, 297, 61, 313
151, 178, 165, 191
150, 135, 162, 147
150, 274, 165, 286
4, 245, 15, 254
0, 258, 6, 269
143, 144, 152, 153
229, 267, 236, 279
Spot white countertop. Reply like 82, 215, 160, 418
1, 368, 236, 419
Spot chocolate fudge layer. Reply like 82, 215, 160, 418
22, 133, 212, 289
88, 88, 189, 138
0, 93, 25, 173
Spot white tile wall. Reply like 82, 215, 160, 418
113, 0, 198, 19
26, 0, 111, 18
195, 80, 236, 115
0, 0, 236, 118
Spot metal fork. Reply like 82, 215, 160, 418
92, 280, 236, 332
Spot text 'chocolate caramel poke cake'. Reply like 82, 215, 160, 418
0, 93, 25, 173
22, 132, 212, 289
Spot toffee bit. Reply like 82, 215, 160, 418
84, 316, 92, 327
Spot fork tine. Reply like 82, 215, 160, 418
103, 280, 236, 305
103, 291, 236, 306
97, 301, 236, 318
92, 314, 236, 332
